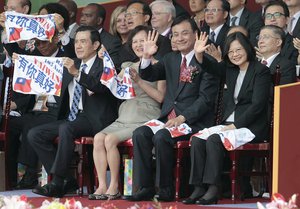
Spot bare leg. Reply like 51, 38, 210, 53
104, 134, 121, 195
93, 132, 108, 194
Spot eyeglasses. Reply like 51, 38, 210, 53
228, 48, 244, 57
264, 12, 285, 20
204, 8, 223, 13
256, 34, 280, 41
125, 11, 144, 17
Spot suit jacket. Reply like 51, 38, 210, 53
232, 8, 264, 46
58, 56, 118, 134
118, 34, 172, 67
202, 57, 271, 142
269, 54, 296, 85
281, 33, 299, 65
140, 52, 218, 131
292, 17, 300, 38
201, 24, 230, 50
100, 29, 122, 68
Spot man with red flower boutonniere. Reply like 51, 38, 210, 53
124, 16, 218, 202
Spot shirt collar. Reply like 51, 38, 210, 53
181, 50, 195, 66
210, 24, 224, 41
81, 54, 97, 73
230, 7, 244, 20
263, 52, 280, 68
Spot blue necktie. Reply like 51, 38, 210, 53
68, 64, 87, 121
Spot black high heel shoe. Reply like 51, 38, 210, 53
196, 196, 218, 205
182, 196, 201, 204
182, 186, 206, 204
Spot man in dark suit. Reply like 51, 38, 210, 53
119, 0, 172, 64
262, 1, 299, 65
283, 0, 300, 38
7, 33, 71, 190
58, 0, 79, 39
126, 17, 218, 202
201, 0, 230, 50
255, 0, 271, 18
227, 0, 264, 46
79, 3, 121, 67
258, 25, 296, 85
28, 26, 118, 198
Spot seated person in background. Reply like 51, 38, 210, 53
182, 32, 271, 205
28, 26, 118, 198
258, 0, 299, 65
257, 25, 296, 85
126, 16, 218, 202
150, 0, 176, 38
89, 25, 166, 201
109, 6, 129, 44
189, 0, 207, 30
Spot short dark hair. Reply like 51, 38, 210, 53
127, 0, 152, 25
223, 32, 255, 64
260, 25, 286, 48
87, 3, 106, 23
171, 16, 199, 33
127, 25, 152, 49
21, 0, 31, 14
38, 3, 70, 31
76, 25, 101, 48
264, 0, 289, 17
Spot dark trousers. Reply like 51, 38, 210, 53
132, 126, 191, 189
8, 112, 56, 186
189, 134, 225, 186
28, 114, 94, 178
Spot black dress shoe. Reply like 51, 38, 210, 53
15, 173, 38, 190
196, 196, 218, 205
154, 187, 174, 202
126, 187, 155, 201
32, 182, 65, 198
63, 178, 79, 194
182, 197, 200, 204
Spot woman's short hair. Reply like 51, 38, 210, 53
223, 32, 255, 64
109, 6, 127, 38
127, 25, 152, 49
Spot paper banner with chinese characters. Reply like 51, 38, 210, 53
144, 119, 192, 138
13, 54, 63, 96
192, 125, 255, 150
5, 11, 55, 43
100, 51, 136, 99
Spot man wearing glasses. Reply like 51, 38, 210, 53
227, 0, 264, 46
261, 0, 298, 65
118, 0, 172, 64
201, 0, 230, 50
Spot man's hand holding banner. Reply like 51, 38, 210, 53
13, 54, 63, 96
5, 11, 56, 43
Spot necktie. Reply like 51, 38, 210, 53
179, 56, 187, 82
231, 16, 238, 26
68, 64, 87, 121
261, 60, 268, 66
209, 31, 215, 42
287, 17, 295, 35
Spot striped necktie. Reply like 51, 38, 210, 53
67, 64, 87, 121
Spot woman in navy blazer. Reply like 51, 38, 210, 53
182, 32, 271, 205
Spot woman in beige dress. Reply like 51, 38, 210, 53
89, 25, 166, 200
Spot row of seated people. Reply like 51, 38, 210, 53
0, 0, 298, 205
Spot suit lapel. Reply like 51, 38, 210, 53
269, 54, 280, 74
172, 54, 182, 96
237, 62, 255, 100
239, 9, 249, 27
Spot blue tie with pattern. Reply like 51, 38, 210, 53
68, 64, 87, 121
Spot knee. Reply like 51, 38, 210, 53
190, 136, 203, 147
27, 127, 41, 146
93, 133, 105, 151
132, 126, 152, 143
153, 129, 170, 146
104, 135, 119, 151
206, 134, 223, 147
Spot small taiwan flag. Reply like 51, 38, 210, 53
13, 77, 32, 93
9, 27, 23, 42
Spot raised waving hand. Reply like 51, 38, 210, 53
142, 30, 159, 59
194, 32, 210, 63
